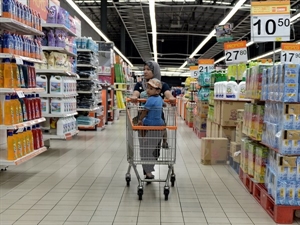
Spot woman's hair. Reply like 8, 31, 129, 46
145, 61, 161, 81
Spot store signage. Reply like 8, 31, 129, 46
198, 59, 214, 73
190, 66, 199, 78
215, 23, 233, 42
251, 1, 290, 42
29, 0, 48, 21
224, 41, 248, 64
281, 43, 300, 64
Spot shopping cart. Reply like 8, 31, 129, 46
125, 99, 177, 200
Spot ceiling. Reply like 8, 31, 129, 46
73, 0, 300, 72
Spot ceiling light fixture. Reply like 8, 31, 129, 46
65, 0, 133, 67
179, 0, 247, 69
149, 0, 158, 62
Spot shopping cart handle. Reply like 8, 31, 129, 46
126, 98, 173, 103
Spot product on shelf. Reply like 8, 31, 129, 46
51, 116, 77, 136
2, 1, 42, 31
76, 37, 98, 52
50, 97, 76, 114
243, 103, 264, 141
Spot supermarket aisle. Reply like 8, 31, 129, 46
0, 114, 299, 225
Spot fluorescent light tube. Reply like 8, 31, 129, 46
149, 0, 158, 62
179, 0, 247, 69
66, 0, 133, 67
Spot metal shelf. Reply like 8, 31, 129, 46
214, 98, 252, 102
0, 117, 46, 130
42, 23, 77, 37
0, 53, 45, 63
77, 106, 100, 112
77, 91, 99, 94
39, 93, 78, 98
42, 46, 77, 57
77, 49, 96, 53
0, 88, 45, 93
36, 69, 79, 77
0, 146, 47, 166
77, 64, 97, 69
43, 130, 79, 140
42, 112, 78, 118
0, 18, 44, 36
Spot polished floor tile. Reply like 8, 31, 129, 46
0, 115, 299, 225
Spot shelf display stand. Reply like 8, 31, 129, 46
0, 5, 48, 168
38, 23, 79, 141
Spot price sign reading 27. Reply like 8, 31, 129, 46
224, 40, 248, 65
281, 43, 300, 64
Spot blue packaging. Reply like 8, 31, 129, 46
292, 140, 300, 155
283, 114, 293, 130
279, 139, 292, 155
283, 63, 300, 83
275, 180, 286, 205
296, 182, 300, 206
297, 157, 300, 182
283, 83, 298, 102
276, 166, 288, 181
286, 181, 296, 205
287, 167, 297, 182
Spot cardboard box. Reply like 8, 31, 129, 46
206, 120, 212, 137
233, 154, 240, 163
211, 123, 219, 137
230, 141, 241, 157
220, 101, 246, 126
213, 100, 221, 124
219, 126, 236, 142
201, 138, 228, 165
196, 100, 209, 112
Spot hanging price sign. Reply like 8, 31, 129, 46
224, 41, 248, 65
281, 43, 300, 64
190, 66, 199, 78
251, 1, 290, 42
198, 59, 214, 73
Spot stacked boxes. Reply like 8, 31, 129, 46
254, 145, 269, 183
265, 151, 300, 205
243, 103, 264, 141
201, 138, 228, 165
193, 100, 208, 132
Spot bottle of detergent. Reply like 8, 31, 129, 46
226, 77, 238, 99
50, 76, 62, 94
238, 77, 246, 99
36, 75, 48, 93
4, 95, 13, 125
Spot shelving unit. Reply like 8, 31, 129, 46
0, 15, 48, 168
76, 48, 101, 131
39, 23, 79, 141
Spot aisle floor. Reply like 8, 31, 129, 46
0, 114, 300, 225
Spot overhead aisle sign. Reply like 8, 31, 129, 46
251, 1, 290, 42
190, 66, 199, 78
281, 43, 300, 64
198, 59, 214, 73
224, 41, 248, 65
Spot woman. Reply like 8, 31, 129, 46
130, 61, 175, 181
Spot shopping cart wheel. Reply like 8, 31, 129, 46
137, 186, 143, 200
171, 174, 176, 187
125, 173, 131, 186
164, 186, 170, 201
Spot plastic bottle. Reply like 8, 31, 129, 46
17, 96, 23, 123
37, 12, 42, 31
41, 98, 49, 114
3, 0, 13, 18
51, 98, 63, 114
29, 94, 36, 119
0, 63, 4, 88
4, 95, 13, 125
18, 64, 25, 88
56, 118, 64, 136
3, 33, 11, 54
24, 95, 32, 121
7, 131, 17, 160
26, 127, 34, 152
11, 59, 21, 88
31, 125, 38, 150
11, 95, 19, 123
19, 97, 27, 122
21, 128, 27, 155
36, 124, 43, 147
238, 77, 246, 99
50, 76, 62, 94
15, 131, 23, 158
34, 94, 41, 119
226, 77, 238, 99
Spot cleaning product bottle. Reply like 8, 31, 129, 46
26, 127, 33, 152
51, 98, 63, 114
41, 97, 49, 114
36, 124, 43, 147
19, 97, 27, 122
4, 95, 13, 125
32, 125, 40, 150
36, 75, 48, 94
17, 95, 23, 123
11, 59, 21, 88
0, 62, 4, 88
226, 77, 238, 99
3, 58, 13, 88
7, 131, 17, 160
56, 118, 64, 136
15, 131, 23, 158
18, 64, 25, 87
238, 77, 246, 99
21, 128, 27, 155
2, 0, 13, 18
24, 95, 32, 121
12, 95, 19, 123
50, 76, 62, 94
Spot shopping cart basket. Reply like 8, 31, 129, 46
125, 99, 177, 200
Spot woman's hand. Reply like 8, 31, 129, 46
169, 97, 176, 106
130, 96, 138, 103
